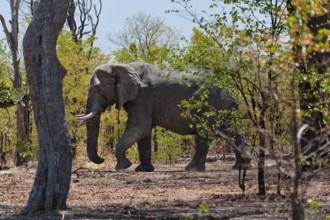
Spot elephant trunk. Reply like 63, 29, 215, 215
86, 113, 105, 164
85, 96, 105, 164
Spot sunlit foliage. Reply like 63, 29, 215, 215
57, 31, 110, 156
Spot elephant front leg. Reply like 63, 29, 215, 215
135, 133, 154, 172
185, 135, 209, 172
114, 130, 140, 171
115, 147, 132, 171
115, 100, 153, 171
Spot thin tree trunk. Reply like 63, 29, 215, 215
291, 71, 305, 220
258, 116, 266, 196
67, 0, 78, 43
11, 0, 31, 166
14, 0, 31, 163
16, 102, 31, 166
23, 0, 72, 213
256, 91, 267, 196
0, 0, 31, 166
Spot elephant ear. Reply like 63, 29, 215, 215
113, 64, 142, 109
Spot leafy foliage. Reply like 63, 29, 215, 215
57, 31, 110, 155
0, 39, 11, 76
152, 127, 192, 162
170, 0, 330, 218
0, 40, 16, 106
0, 39, 26, 160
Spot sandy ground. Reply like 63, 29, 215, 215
0, 157, 329, 219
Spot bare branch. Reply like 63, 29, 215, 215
0, 101, 15, 108
0, 15, 15, 52
67, 0, 102, 42
90, 0, 101, 36
67, 0, 78, 42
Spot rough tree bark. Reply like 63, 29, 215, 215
23, 0, 72, 213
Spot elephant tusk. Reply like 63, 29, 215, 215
76, 112, 96, 120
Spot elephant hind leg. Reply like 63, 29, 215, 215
232, 149, 252, 170
185, 135, 209, 172
214, 129, 252, 170
135, 133, 155, 172
232, 135, 252, 170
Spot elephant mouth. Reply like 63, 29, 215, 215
77, 97, 110, 121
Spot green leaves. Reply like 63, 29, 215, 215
57, 30, 110, 150
0, 81, 23, 106
0, 39, 24, 107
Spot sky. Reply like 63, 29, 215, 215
0, 0, 214, 53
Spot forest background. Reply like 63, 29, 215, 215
0, 0, 329, 219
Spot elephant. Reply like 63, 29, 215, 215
77, 60, 251, 172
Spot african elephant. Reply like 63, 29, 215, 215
77, 61, 251, 172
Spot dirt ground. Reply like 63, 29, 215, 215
0, 156, 329, 220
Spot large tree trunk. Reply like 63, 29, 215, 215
22, 0, 72, 213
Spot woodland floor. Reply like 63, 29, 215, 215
0, 154, 329, 220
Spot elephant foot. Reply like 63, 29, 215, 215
185, 161, 205, 172
232, 159, 252, 170
135, 164, 155, 172
115, 157, 132, 171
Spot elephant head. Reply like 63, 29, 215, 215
77, 64, 142, 164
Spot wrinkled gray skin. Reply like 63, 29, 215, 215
81, 61, 251, 172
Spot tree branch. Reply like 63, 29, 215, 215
0, 15, 15, 52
